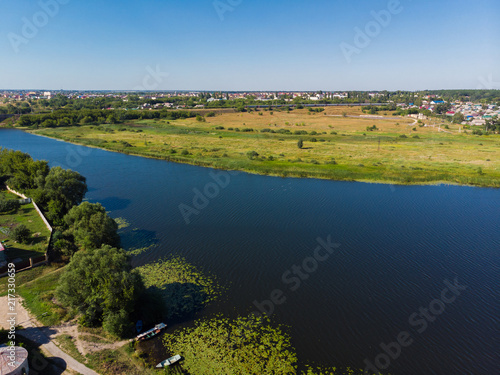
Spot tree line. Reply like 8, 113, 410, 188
16, 109, 199, 128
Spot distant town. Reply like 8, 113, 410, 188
1, 89, 499, 127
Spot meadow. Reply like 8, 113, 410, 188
0, 190, 51, 261
31, 107, 500, 187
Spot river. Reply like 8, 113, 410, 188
1, 128, 498, 374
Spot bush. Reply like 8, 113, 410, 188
181, 150, 190, 156
0, 199, 20, 213
196, 115, 206, 122
247, 151, 259, 160
12, 224, 31, 244
206, 112, 216, 117
297, 139, 303, 149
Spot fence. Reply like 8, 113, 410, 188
6, 186, 52, 232
0, 186, 54, 277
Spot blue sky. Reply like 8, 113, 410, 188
1, 0, 499, 90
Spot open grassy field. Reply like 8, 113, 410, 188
30, 107, 500, 187
17, 266, 71, 326
0, 190, 51, 261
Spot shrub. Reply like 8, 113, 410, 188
310, 138, 317, 142
196, 115, 206, 122
399, 134, 407, 138
12, 224, 31, 244
0, 199, 20, 213
247, 151, 259, 160
181, 150, 190, 156
206, 112, 216, 117
297, 139, 303, 149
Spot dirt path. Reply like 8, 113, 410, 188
0, 295, 99, 375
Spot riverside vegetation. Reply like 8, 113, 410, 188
21, 105, 500, 187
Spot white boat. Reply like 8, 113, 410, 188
156, 354, 182, 368
135, 322, 166, 341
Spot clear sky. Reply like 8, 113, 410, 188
1, 0, 499, 91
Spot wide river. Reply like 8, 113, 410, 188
1, 128, 499, 374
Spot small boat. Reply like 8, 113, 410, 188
135, 323, 167, 341
136, 320, 143, 333
156, 354, 182, 368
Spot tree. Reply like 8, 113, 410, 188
297, 139, 303, 149
246, 151, 259, 160
452, 113, 465, 124
12, 224, 31, 244
64, 202, 120, 250
0, 199, 20, 213
56, 245, 143, 336
43, 167, 88, 214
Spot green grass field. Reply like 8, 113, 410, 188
17, 266, 71, 326
30, 108, 500, 187
0, 190, 51, 261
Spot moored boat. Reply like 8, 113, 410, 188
156, 354, 182, 368
135, 322, 167, 341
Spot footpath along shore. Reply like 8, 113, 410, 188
0, 295, 100, 375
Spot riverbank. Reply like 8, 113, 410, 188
26, 107, 500, 187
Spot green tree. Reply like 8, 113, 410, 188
297, 139, 303, 149
452, 113, 465, 124
56, 245, 143, 336
246, 151, 259, 160
0, 199, 20, 213
12, 224, 31, 244
64, 202, 120, 251
43, 167, 88, 214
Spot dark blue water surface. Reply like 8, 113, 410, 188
1, 128, 499, 374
